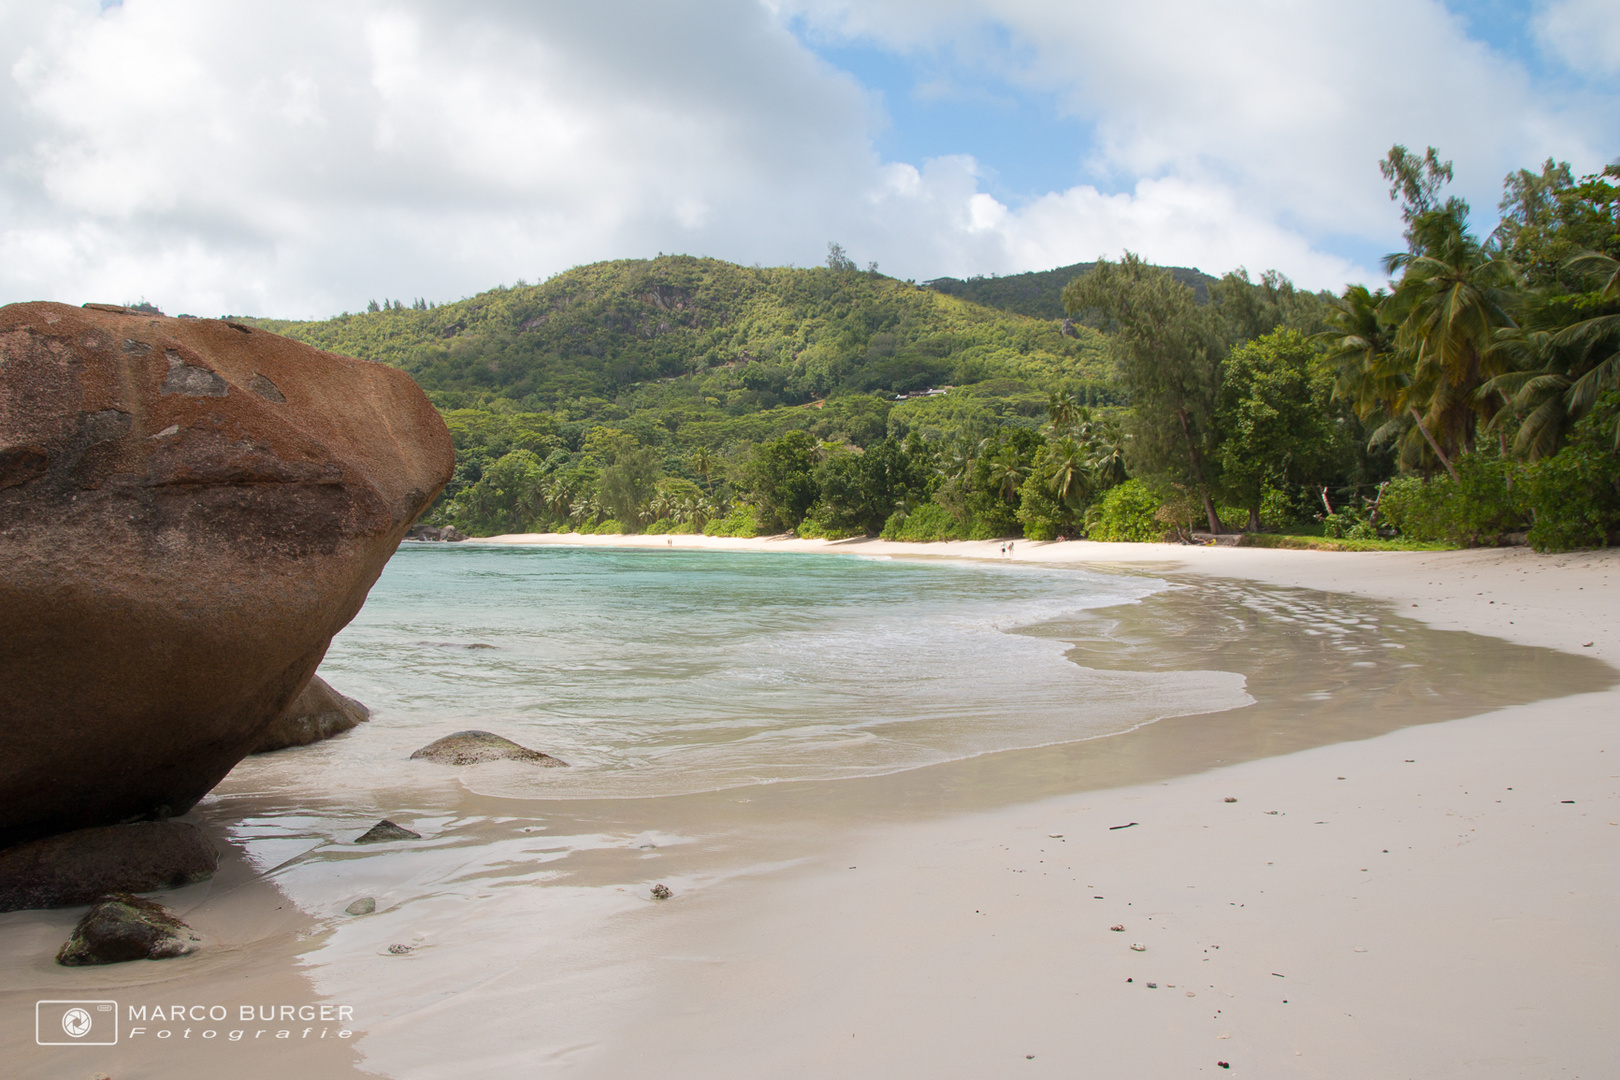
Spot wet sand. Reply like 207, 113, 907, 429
3, 537, 1615, 1078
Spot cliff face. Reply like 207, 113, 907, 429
0, 302, 453, 847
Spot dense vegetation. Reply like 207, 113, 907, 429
252, 150, 1619, 552
924, 262, 1217, 319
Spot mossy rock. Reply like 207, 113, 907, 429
354, 820, 421, 844
56, 893, 200, 966
408, 730, 568, 767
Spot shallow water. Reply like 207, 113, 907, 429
248, 543, 1248, 801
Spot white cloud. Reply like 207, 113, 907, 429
1534, 0, 1620, 77
781, 0, 1615, 280
0, 0, 884, 316
0, 0, 1613, 316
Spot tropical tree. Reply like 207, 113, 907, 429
743, 430, 821, 532
690, 445, 717, 494
1381, 208, 1517, 473
1063, 253, 1228, 531
1217, 329, 1335, 531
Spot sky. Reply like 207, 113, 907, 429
0, 0, 1614, 319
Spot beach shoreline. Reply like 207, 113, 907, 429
5, 535, 1615, 1078
478, 531, 1620, 1078
478, 529, 1616, 658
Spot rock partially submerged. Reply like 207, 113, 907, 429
0, 302, 454, 847
354, 820, 421, 844
252, 675, 371, 753
409, 730, 569, 767
0, 821, 217, 912
56, 893, 200, 966
345, 896, 376, 916
406, 524, 467, 542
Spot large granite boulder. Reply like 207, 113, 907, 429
0, 821, 218, 912
252, 675, 371, 754
0, 302, 454, 847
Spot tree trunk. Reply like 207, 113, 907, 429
1175, 408, 1221, 533
1247, 504, 1261, 533
1367, 480, 1389, 526
1409, 407, 1461, 483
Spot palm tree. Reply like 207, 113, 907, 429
1043, 437, 1091, 507
1318, 285, 1404, 420
1382, 210, 1518, 473
983, 445, 1029, 502
691, 446, 716, 494
1087, 423, 1130, 488
1046, 390, 1081, 434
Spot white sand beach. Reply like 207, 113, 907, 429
487, 533, 1619, 1079
4, 535, 1615, 1079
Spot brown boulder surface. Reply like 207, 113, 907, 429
0, 821, 218, 912
252, 674, 371, 753
0, 302, 453, 847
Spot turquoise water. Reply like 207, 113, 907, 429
279, 543, 1250, 799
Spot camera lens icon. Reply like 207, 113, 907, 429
62, 1008, 94, 1038
37, 1001, 117, 1046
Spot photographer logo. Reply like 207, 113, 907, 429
37, 1000, 118, 1046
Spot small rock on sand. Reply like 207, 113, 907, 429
345, 897, 376, 916
56, 893, 200, 966
1130, 942, 1146, 951
1110, 924, 1125, 932
651, 883, 673, 900
355, 820, 421, 844
409, 730, 568, 767
388, 943, 413, 955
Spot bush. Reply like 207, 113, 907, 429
1015, 471, 1071, 541
795, 510, 865, 540
1523, 393, 1620, 552
1087, 479, 1164, 542
881, 502, 966, 541
1380, 453, 1526, 546
1260, 486, 1310, 531
588, 518, 626, 535
704, 504, 764, 537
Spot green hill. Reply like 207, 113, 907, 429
249, 255, 1113, 426
923, 261, 1219, 320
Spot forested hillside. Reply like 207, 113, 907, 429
253, 255, 1112, 415
243, 153, 1619, 552
925, 261, 1218, 319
